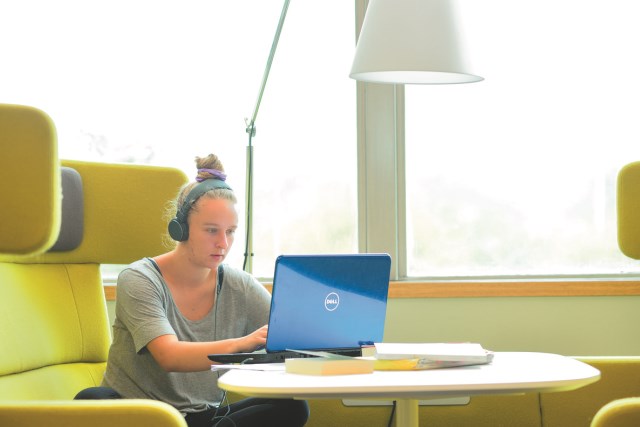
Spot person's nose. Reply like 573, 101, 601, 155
216, 232, 230, 250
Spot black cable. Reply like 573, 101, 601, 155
387, 400, 396, 427
538, 392, 545, 427
211, 277, 236, 427
211, 390, 237, 427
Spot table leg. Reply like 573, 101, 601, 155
395, 399, 419, 427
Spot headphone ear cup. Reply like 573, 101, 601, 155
168, 218, 188, 242
169, 178, 230, 242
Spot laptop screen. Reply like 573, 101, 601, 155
265, 253, 391, 352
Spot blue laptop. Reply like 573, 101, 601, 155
209, 253, 391, 364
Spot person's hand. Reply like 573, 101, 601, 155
238, 324, 268, 352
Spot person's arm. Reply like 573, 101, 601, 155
147, 324, 268, 372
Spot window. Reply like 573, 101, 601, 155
404, 0, 640, 278
1, 0, 357, 278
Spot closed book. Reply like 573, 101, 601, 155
285, 357, 375, 376
373, 358, 486, 371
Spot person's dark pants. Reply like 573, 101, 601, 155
74, 387, 122, 400
75, 387, 309, 427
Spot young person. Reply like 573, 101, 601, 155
76, 154, 309, 427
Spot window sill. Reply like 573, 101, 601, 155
103, 279, 640, 301
387, 280, 640, 298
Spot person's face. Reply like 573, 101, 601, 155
186, 197, 238, 269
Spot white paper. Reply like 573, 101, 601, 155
374, 343, 492, 363
211, 363, 286, 372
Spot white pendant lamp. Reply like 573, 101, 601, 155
350, 0, 483, 84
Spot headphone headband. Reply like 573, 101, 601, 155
168, 178, 232, 241
175, 179, 232, 222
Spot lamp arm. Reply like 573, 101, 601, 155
243, 0, 291, 273
245, 0, 291, 137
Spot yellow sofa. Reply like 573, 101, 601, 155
0, 104, 188, 426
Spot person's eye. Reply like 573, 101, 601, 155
207, 228, 219, 234
227, 229, 236, 236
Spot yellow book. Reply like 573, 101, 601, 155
373, 358, 484, 371
285, 357, 375, 376
373, 358, 425, 371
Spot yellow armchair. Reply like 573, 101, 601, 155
617, 160, 640, 260
585, 162, 640, 427
592, 398, 640, 427
0, 103, 188, 426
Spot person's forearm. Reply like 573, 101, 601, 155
175, 339, 246, 372
150, 335, 247, 372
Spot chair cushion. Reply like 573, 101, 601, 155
49, 167, 84, 252
0, 363, 106, 400
0, 263, 110, 399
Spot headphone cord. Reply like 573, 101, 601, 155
387, 401, 396, 427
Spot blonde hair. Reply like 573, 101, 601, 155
162, 154, 236, 247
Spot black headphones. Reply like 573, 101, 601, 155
167, 179, 232, 242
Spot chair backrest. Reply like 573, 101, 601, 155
617, 161, 640, 259
0, 103, 188, 399
9, 159, 188, 265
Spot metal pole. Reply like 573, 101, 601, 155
243, 0, 291, 273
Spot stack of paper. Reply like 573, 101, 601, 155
372, 342, 494, 370
280, 344, 494, 375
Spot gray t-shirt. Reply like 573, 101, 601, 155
102, 258, 271, 414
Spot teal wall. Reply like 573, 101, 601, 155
106, 295, 640, 356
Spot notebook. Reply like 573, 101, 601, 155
208, 253, 391, 364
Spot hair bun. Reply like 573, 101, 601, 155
196, 168, 227, 182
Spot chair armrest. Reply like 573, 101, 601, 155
0, 399, 187, 427
592, 397, 640, 427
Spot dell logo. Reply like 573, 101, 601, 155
325, 292, 340, 311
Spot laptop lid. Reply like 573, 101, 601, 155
265, 253, 391, 352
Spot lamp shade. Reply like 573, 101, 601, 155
350, 0, 482, 84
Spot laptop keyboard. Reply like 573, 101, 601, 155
208, 348, 362, 365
